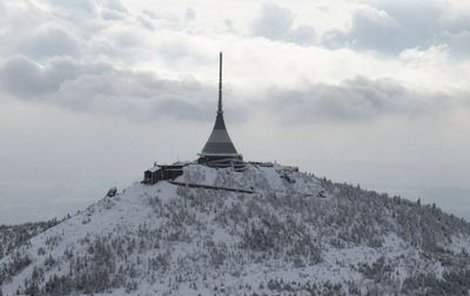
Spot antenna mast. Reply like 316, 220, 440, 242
218, 52, 223, 113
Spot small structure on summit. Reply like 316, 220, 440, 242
143, 52, 245, 185
143, 164, 185, 184
197, 52, 245, 170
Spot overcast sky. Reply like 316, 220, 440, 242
1, 0, 469, 224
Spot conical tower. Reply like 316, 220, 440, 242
198, 52, 244, 168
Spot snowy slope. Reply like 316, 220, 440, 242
0, 220, 61, 261
1, 163, 470, 296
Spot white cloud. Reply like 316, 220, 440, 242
399, 45, 449, 67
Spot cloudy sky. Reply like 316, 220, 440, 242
1, 0, 469, 224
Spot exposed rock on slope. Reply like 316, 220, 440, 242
1, 164, 469, 295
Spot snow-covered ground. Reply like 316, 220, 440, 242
1, 163, 470, 295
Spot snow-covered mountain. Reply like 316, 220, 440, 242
1, 163, 470, 295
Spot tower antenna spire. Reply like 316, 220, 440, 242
218, 52, 223, 113
198, 52, 243, 167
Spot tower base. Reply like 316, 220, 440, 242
198, 155, 246, 171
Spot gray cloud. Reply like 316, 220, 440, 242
185, 8, 196, 22
137, 14, 155, 30
0, 56, 245, 122
251, 1, 316, 46
0, 56, 109, 99
0, 1, 244, 123
0, 1, 5, 16
443, 30, 470, 58
251, 2, 294, 40
267, 76, 455, 123
16, 27, 81, 60
323, 1, 470, 55
1, 56, 461, 125
323, 8, 404, 53
99, 0, 129, 20
46, 0, 97, 13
